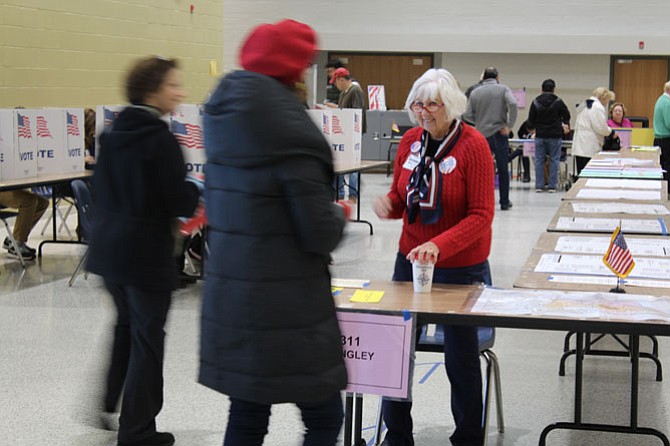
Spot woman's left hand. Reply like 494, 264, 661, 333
406, 241, 440, 264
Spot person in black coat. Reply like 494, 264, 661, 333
200, 19, 349, 446
87, 56, 200, 446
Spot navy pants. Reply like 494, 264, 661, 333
223, 393, 343, 446
103, 279, 172, 444
382, 254, 491, 446
486, 132, 510, 207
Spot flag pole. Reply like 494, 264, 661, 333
609, 220, 626, 293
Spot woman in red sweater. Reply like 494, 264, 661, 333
373, 68, 494, 446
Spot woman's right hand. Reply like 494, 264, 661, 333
373, 195, 392, 219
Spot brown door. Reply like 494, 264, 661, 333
612, 57, 670, 126
328, 53, 433, 110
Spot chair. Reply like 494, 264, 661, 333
68, 180, 92, 286
372, 325, 504, 446
0, 206, 26, 268
32, 185, 75, 240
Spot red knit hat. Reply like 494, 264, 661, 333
239, 19, 317, 85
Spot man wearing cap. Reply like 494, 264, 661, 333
327, 67, 365, 202
462, 67, 518, 210
324, 59, 345, 105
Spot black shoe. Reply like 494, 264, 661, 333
7, 242, 36, 260
522, 176, 531, 183
500, 202, 513, 211
118, 432, 175, 446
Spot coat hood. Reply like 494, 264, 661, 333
204, 70, 332, 169
535, 92, 559, 108
100, 106, 169, 159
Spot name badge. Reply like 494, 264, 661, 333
402, 154, 421, 170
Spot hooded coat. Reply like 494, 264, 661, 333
87, 106, 200, 290
199, 70, 348, 404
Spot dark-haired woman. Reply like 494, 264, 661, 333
87, 56, 200, 446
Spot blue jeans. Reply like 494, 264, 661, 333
534, 138, 562, 190
223, 393, 343, 446
486, 133, 510, 206
335, 173, 359, 200
382, 254, 491, 446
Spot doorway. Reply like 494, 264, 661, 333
611, 56, 670, 126
328, 52, 434, 110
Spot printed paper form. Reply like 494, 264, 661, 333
579, 168, 663, 179
576, 189, 660, 200
570, 202, 670, 215
471, 288, 670, 322
585, 179, 661, 189
588, 158, 655, 167
332, 278, 371, 288
554, 236, 670, 257
556, 217, 666, 234
535, 253, 670, 280
549, 274, 670, 289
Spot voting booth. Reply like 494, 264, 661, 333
308, 108, 362, 169
0, 109, 39, 180
170, 104, 206, 178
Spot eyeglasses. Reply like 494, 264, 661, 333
410, 101, 444, 113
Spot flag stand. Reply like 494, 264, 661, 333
610, 276, 626, 294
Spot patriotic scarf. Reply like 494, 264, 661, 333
406, 120, 463, 224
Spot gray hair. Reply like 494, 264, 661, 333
404, 68, 466, 125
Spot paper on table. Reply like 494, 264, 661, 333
584, 178, 662, 189
570, 202, 670, 215
332, 278, 371, 288
575, 189, 661, 201
535, 253, 670, 280
350, 290, 384, 303
554, 235, 670, 257
555, 217, 665, 234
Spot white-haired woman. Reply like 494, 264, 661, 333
373, 68, 494, 446
572, 87, 616, 174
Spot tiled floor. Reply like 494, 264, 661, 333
1, 171, 669, 446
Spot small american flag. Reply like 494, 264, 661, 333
171, 120, 204, 149
17, 114, 32, 139
332, 115, 344, 135
602, 226, 635, 278
36, 116, 53, 138
103, 108, 119, 127
67, 112, 80, 136
321, 114, 329, 134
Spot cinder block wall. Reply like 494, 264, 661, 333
1, 0, 223, 108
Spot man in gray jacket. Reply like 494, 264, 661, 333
462, 67, 518, 210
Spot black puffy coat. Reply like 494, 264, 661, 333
199, 71, 348, 404
87, 106, 199, 290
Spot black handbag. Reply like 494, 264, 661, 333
602, 134, 621, 151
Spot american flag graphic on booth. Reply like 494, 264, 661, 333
36, 116, 53, 138
321, 113, 329, 134
171, 120, 204, 149
103, 108, 119, 127
354, 113, 361, 133
332, 115, 344, 135
17, 113, 32, 139
602, 226, 635, 278
67, 112, 80, 136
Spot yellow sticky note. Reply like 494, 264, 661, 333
349, 290, 384, 303
209, 60, 218, 77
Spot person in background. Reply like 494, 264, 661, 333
0, 189, 48, 261
327, 67, 365, 203
514, 120, 533, 182
87, 56, 200, 446
83, 107, 97, 169
373, 68, 494, 446
462, 67, 517, 210
653, 81, 670, 190
201, 19, 349, 446
572, 87, 616, 174
324, 59, 345, 105
526, 79, 571, 192
608, 102, 633, 128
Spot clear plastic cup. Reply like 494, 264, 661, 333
412, 261, 435, 293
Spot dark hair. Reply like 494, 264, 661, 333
325, 59, 345, 69
84, 108, 96, 150
541, 79, 556, 92
125, 56, 179, 105
483, 67, 498, 80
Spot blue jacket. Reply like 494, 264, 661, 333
200, 71, 348, 404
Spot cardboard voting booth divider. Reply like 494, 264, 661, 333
0, 110, 16, 181
170, 104, 206, 179
308, 109, 362, 170
35, 109, 66, 176
64, 109, 85, 173
14, 109, 38, 180
95, 105, 125, 155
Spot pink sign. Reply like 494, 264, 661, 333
511, 89, 526, 108
615, 128, 632, 148
337, 311, 414, 398
522, 141, 535, 157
